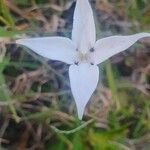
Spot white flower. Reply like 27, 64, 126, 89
16, 0, 150, 119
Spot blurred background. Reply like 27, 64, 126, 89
0, 0, 150, 149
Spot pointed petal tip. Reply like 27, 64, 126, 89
93, 32, 150, 64
72, 0, 96, 52
69, 64, 99, 120
134, 32, 150, 39
77, 106, 85, 120
140, 32, 150, 37
15, 37, 77, 64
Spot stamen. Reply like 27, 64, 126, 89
90, 62, 94, 65
89, 47, 95, 52
74, 61, 79, 65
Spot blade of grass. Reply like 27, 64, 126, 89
0, 73, 20, 122
0, 0, 15, 27
106, 61, 120, 110
0, 16, 10, 26
0, 58, 20, 122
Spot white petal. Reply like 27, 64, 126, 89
72, 0, 96, 53
93, 33, 150, 64
16, 37, 77, 64
69, 63, 99, 119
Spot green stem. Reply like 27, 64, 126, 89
50, 119, 95, 134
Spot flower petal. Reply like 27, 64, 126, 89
16, 37, 77, 64
72, 0, 96, 53
93, 33, 150, 64
69, 63, 99, 119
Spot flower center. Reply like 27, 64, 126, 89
78, 52, 89, 62
74, 48, 95, 65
